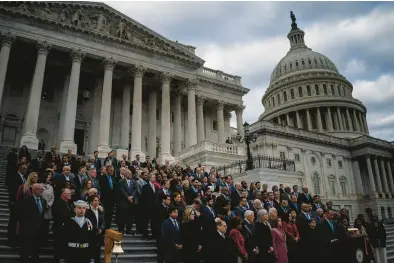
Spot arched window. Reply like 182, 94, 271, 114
290, 89, 295, 99
315, 84, 320, 95
283, 91, 287, 102
340, 176, 347, 196
328, 175, 336, 196
312, 173, 320, 195
307, 85, 311, 96
323, 84, 328, 95
272, 97, 275, 107
331, 84, 335, 95
298, 87, 303, 97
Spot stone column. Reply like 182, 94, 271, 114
216, 100, 225, 143
286, 113, 290, 126
159, 72, 173, 163
277, 116, 282, 125
345, 108, 353, 131
120, 83, 131, 150
174, 91, 182, 154
20, 41, 52, 149
351, 158, 364, 196
380, 158, 390, 195
59, 49, 85, 153
352, 109, 360, 132
366, 155, 377, 196
148, 89, 157, 158
130, 65, 146, 158
357, 112, 364, 133
372, 156, 383, 195
316, 108, 323, 132
226, 111, 232, 135
386, 160, 394, 194
97, 57, 117, 156
336, 107, 343, 130
306, 109, 312, 131
363, 114, 369, 134
235, 105, 244, 136
0, 32, 15, 111
296, 111, 302, 129
186, 79, 197, 147
196, 95, 206, 143
327, 107, 334, 132
333, 112, 339, 130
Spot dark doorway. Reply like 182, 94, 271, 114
74, 129, 85, 154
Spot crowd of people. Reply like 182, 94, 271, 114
4, 145, 388, 263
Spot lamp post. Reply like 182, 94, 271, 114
237, 121, 257, 171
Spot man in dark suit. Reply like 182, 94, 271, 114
317, 209, 339, 263
117, 169, 137, 234
297, 186, 313, 205
73, 166, 86, 201
44, 146, 60, 167
19, 184, 47, 263
243, 210, 257, 263
140, 155, 153, 170
312, 195, 326, 212
131, 154, 141, 169
31, 151, 45, 174
86, 195, 105, 263
100, 165, 117, 229
52, 188, 74, 262
280, 186, 293, 202
161, 207, 183, 263
230, 182, 243, 208
234, 197, 249, 219
156, 194, 171, 263
289, 195, 300, 214
53, 165, 75, 199
93, 151, 102, 172
141, 173, 159, 238
185, 179, 200, 205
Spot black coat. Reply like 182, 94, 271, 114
99, 174, 117, 204
317, 219, 339, 263
181, 220, 202, 262
52, 199, 74, 233
253, 222, 274, 263
204, 230, 232, 263
53, 174, 76, 199
86, 207, 105, 246
366, 221, 387, 248
117, 178, 137, 210
64, 217, 95, 263
161, 218, 183, 262
19, 196, 47, 238
297, 192, 313, 204
141, 183, 159, 216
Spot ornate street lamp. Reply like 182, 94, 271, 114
237, 121, 258, 171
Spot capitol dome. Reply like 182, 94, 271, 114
260, 12, 369, 139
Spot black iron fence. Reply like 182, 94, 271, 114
216, 155, 295, 175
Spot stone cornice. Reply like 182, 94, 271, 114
0, 1, 205, 67
197, 74, 249, 95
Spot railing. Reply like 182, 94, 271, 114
198, 67, 242, 85
216, 155, 295, 175
176, 140, 244, 160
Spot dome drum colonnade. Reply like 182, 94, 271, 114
260, 12, 369, 137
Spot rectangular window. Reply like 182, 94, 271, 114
280, 152, 285, 159
212, 120, 218, 131
338, 160, 343, 169
294, 153, 300, 162
327, 159, 332, 167
329, 181, 336, 195
341, 182, 347, 196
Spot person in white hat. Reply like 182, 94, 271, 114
63, 200, 95, 263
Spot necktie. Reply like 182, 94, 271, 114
36, 198, 43, 213
328, 221, 334, 232
151, 184, 155, 193
173, 219, 179, 231
127, 180, 131, 189
209, 207, 215, 217
306, 213, 310, 220
108, 176, 113, 190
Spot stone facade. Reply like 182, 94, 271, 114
0, 2, 248, 165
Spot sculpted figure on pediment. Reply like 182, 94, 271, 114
71, 8, 85, 27
115, 21, 126, 38
92, 11, 107, 32
17, 3, 30, 14
58, 7, 71, 23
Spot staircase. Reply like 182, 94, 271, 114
0, 146, 157, 263
387, 224, 394, 263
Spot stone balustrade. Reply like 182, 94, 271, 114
176, 140, 245, 160
198, 67, 242, 85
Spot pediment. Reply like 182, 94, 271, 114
0, 1, 205, 67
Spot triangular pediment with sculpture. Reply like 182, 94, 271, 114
0, 1, 205, 66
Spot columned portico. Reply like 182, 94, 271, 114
97, 57, 117, 157
174, 91, 182, 154
296, 111, 302, 129
337, 107, 343, 130
235, 105, 244, 136
20, 41, 52, 149
148, 89, 157, 157
0, 32, 15, 111
306, 109, 312, 131
59, 49, 85, 153
120, 83, 131, 154
373, 156, 384, 195
380, 158, 390, 196
216, 101, 225, 143
316, 107, 323, 132
345, 108, 353, 131
351, 158, 364, 195
327, 107, 333, 132
186, 79, 197, 147
130, 65, 146, 159
386, 160, 394, 195
196, 95, 205, 143
160, 72, 173, 163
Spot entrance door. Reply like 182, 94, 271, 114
74, 129, 85, 154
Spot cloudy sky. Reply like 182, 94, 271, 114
107, 1, 394, 142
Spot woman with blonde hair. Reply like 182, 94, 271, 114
80, 179, 92, 200
181, 207, 202, 263
16, 172, 38, 200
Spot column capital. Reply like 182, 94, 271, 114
196, 95, 206, 106
216, 100, 225, 110
160, 72, 173, 84
70, 48, 86, 63
186, 78, 198, 91
37, 40, 52, 55
103, 57, 117, 71
226, 111, 232, 120
133, 64, 146, 78
235, 104, 245, 114
0, 32, 16, 47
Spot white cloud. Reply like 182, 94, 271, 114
343, 59, 366, 76
352, 74, 394, 103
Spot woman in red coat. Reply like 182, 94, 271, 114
228, 216, 248, 263
282, 210, 300, 263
